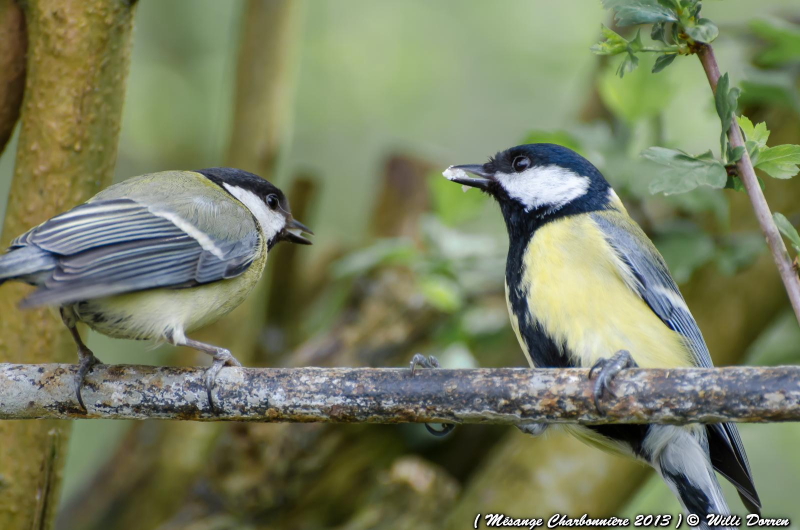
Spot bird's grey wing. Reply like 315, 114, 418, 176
15, 198, 260, 307
591, 211, 710, 366
591, 210, 760, 513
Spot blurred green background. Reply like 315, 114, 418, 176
1, 0, 800, 526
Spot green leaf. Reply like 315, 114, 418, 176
685, 18, 719, 44
714, 73, 741, 156
656, 0, 681, 9
727, 145, 745, 165
617, 52, 640, 77
725, 175, 745, 192
429, 171, 486, 226
652, 53, 677, 73
651, 22, 668, 44
754, 144, 800, 179
643, 147, 728, 194
773, 212, 800, 254
737, 115, 770, 157
602, 0, 677, 27
728, 173, 766, 192
686, 0, 701, 17
737, 116, 770, 147
591, 26, 652, 77
591, 25, 631, 56
628, 28, 644, 51
750, 19, 800, 67
735, 116, 800, 180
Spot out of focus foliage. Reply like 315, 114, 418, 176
1, 0, 799, 523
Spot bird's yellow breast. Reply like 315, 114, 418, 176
517, 215, 693, 369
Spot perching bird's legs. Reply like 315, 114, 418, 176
60, 307, 102, 411
409, 353, 455, 437
174, 336, 242, 412
589, 349, 637, 413
409, 353, 440, 375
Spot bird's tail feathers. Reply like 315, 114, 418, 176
0, 246, 56, 284
650, 426, 733, 530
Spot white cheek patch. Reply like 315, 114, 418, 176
223, 183, 286, 240
494, 165, 590, 212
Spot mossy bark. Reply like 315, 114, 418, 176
0, 0, 135, 528
227, 0, 304, 180
0, 0, 26, 155
55, 3, 306, 529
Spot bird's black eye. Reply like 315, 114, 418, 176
512, 156, 531, 173
266, 194, 279, 210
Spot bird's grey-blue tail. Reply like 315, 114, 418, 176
651, 426, 735, 530
0, 246, 56, 286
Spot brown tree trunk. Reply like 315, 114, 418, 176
55, 2, 306, 529
0, 0, 26, 156
227, 0, 304, 180
0, 1, 136, 528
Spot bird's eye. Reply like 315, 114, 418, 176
266, 194, 279, 210
512, 156, 531, 173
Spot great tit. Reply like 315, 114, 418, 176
0, 167, 312, 409
444, 144, 760, 518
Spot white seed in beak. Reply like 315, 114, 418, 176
442, 165, 469, 181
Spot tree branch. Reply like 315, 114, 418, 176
697, 43, 800, 325
1, 364, 797, 424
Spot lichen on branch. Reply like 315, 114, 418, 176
1, 364, 798, 424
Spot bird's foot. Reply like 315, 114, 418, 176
589, 349, 637, 413
76, 348, 102, 411
517, 423, 549, 437
204, 348, 242, 413
408, 353, 454, 437
409, 353, 440, 375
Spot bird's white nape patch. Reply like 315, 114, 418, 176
494, 165, 590, 212
223, 183, 286, 240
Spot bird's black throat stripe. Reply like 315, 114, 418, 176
502, 199, 652, 456
505, 235, 571, 370
501, 192, 618, 370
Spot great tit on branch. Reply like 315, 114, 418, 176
444, 144, 760, 519
0, 168, 312, 410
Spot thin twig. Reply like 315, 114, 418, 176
1, 364, 798, 424
697, 44, 800, 325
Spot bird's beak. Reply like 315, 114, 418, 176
282, 218, 313, 245
442, 164, 493, 191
